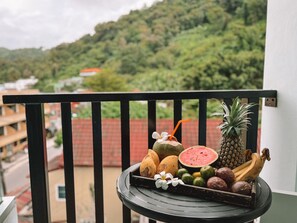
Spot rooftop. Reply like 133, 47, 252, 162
50, 118, 224, 169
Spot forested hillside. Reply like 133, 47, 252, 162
0, 0, 267, 92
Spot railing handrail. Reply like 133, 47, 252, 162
2, 89, 277, 104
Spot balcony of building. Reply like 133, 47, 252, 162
1, 1, 297, 223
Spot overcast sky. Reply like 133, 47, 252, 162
0, 0, 157, 50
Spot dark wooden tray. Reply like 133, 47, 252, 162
130, 166, 257, 208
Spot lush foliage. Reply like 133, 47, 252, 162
54, 130, 63, 147
83, 69, 129, 92
0, 0, 267, 93
73, 99, 222, 119
75, 101, 173, 119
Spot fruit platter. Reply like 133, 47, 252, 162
129, 98, 271, 208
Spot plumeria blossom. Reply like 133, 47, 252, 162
154, 172, 184, 190
154, 171, 173, 190
152, 131, 169, 142
170, 178, 184, 187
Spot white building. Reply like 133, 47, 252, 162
3, 76, 38, 90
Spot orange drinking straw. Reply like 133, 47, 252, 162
169, 119, 191, 140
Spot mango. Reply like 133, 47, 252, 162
157, 155, 178, 176
140, 156, 156, 178
145, 149, 160, 167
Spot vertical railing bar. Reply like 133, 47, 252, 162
246, 98, 260, 153
147, 100, 157, 223
61, 103, 76, 223
148, 101, 157, 149
91, 102, 104, 223
149, 219, 157, 223
120, 100, 131, 223
173, 100, 182, 142
198, 99, 207, 146
120, 100, 131, 170
224, 98, 233, 107
25, 103, 51, 223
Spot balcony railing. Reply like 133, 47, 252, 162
2, 90, 277, 223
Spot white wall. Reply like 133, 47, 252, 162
261, 0, 297, 192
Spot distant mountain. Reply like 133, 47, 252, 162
0, 47, 45, 60
0, 0, 267, 92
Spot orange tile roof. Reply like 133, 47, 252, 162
80, 68, 101, 73
49, 118, 261, 169
68, 118, 223, 167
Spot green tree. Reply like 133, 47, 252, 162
83, 70, 129, 92
129, 70, 183, 91
118, 44, 150, 74
241, 0, 267, 25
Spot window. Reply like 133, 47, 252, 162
0, 127, 4, 136
56, 185, 66, 201
6, 144, 13, 156
8, 105, 17, 112
0, 106, 2, 115
10, 123, 18, 130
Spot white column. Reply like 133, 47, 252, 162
261, 0, 297, 191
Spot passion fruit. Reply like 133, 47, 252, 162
207, 176, 228, 191
216, 167, 235, 185
231, 181, 252, 195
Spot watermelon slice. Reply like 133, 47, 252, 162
178, 145, 218, 173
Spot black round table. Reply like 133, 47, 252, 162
117, 163, 272, 223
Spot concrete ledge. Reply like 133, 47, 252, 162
0, 196, 17, 223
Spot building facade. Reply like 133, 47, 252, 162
0, 89, 51, 160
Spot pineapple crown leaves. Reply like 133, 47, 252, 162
213, 98, 256, 137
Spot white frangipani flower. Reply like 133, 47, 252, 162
152, 131, 169, 142
170, 178, 184, 187
154, 171, 173, 190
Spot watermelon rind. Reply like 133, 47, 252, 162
178, 145, 218, 173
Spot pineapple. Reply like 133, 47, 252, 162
215, 98, 255, 169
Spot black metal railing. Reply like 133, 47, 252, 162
2, 90, 277, 223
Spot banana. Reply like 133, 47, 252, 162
236, 153, 261, 182
235, 148, 270, 182
232, 160, 252, 174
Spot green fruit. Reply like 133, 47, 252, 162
176, 168, 188, 179
193, 177, 206, 187
153, 140, 184, 160
181, 173, 194, 185
200, 165, 215, 180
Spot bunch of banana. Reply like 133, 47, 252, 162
232, 148, 271, 182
